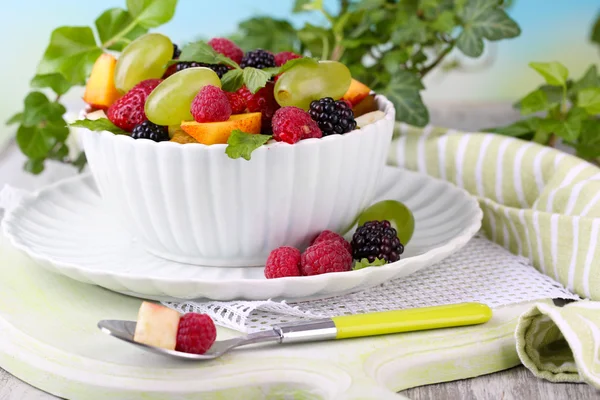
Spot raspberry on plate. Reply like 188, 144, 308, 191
275, 51, 301, 67
208, 38, 244, 64
107, 79, 162, 132
191, 85, 232, 123
300, 240, 353, 276
238, 83, 280, 133
264, 246, 301, 279
311, 230, 352, 256
225, 91, 247, 114
176, 313, 217, 355
272, 106, 322, 144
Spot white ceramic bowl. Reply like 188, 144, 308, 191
77, 95, 395, 267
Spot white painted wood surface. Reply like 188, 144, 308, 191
0, 102, 596, 399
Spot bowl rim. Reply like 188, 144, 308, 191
77, 94, 396, 153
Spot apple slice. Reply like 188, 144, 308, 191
355, 111, 386, 128
181, 112, 262, 145
342, 79, 371, 106
133, 302, 181, 350
86, 110, 107, 120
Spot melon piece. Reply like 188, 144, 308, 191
83, 54, 121, 110
133, 302, 181, 350
342, 79, 371, 106
180, 112, 262, 145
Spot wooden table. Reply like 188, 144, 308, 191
1, 102, 597, 399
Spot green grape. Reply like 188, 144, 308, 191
145, 67, 222, 126
114, 33, 173, 93
357, 200, 415, 245
274, 61, 352, 110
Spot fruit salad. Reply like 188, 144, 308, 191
73, 34, 385, 160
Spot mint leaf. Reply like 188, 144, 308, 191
242, 68, 273, 94
69, 118, 129, 135
577, 88, 600, 115
126, 0, 177, 28
382, 70, 428, 127
95, 8, 147, 51
37, 27, 102, 86
6, 113, 23, 126
30, 73, 72, 96
21, 92, 66, 127
485, 117, 541, 137
221, 69, 244, 93
353, 258, 387, 271
529, 62, 569, 87
225, 130, 271, 161
520, 88, 556, 115
456, 28, 484, 57
279, 57, 318, 74
178, 41, 239, 69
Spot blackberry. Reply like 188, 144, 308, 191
131, 120, 170, 142
175, 61, 229, 78
350, 220, 404, 263
240, 49, 276, 69
308, 97, 357, 136
172, 43, 181, 59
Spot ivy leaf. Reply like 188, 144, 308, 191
21, 92, 66, 128
37, 27, 102, 86
456, 28, 484, 57
539, 107, 588, 142
519, 89, 556, 115
69, 118, 129, 135
471, 9, 521, 40
242, 68, 273, 94
570, 65, 599, 95
391, 16, 428, 45
485, 117, 541, 137
126, 0, 177, 28
529, 62, 569, 87
177, 41, 239, 69
72, 153, 88, 172
382, 50, 410, 74
6, 113, 23, 126
225, 130, 271, 161
591, 13, 600, 46
382, 70, 428, 127
353, 258, 387, 270
574, 120, 600, 160
233, 17, 297, 53
30, 73, 72, 96
458, 0, 496, 21
24, 159, 45, 175
577, 88, 600, 115
430, 11, 456, 33
221, 69, 244, 93
95, 8, 148, 51
16, 123, 68, 160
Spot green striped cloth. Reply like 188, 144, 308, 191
389, 123, 600, 388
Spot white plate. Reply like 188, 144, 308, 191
2, 167, 482, 301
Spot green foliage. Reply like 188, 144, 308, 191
8, 0, 178, 174
69, 118, 129, 135
225, 130, 272, 161
489, 63, 600, 161
230, 0, 521, 128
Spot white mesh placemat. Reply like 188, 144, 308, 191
164, 235, 579, 333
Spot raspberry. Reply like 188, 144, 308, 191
131, 120, 170, 142
225, 91, 247, 114
176, 62, 229, 79
351, 220, 404, 263
191, 85, 231, 123
308, 97, 357, 136
208, 38, 244, 64
240, 49, 276, 69
264, 247, 301, 279
311, 230, 352, 256
300, 240, 353, 276
272, 106, 322, 144
275, 51, 301, 67
238, 83, 280, 133
176, 313, 217, 355
107, 79, 162, 132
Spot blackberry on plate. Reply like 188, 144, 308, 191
131, 120, 170, 142
172, 43, 181, 59
240, 49, 276, 69
351, 220, 404, 263
308, 97, 357, 136
176, 62, 229, 78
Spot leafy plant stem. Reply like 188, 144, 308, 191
420, 40, 455, 78
102, 19, 139, 49
320, 35, 330, 60
548, 134, 557, 147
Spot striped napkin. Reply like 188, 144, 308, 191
390, 124, 600, 389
